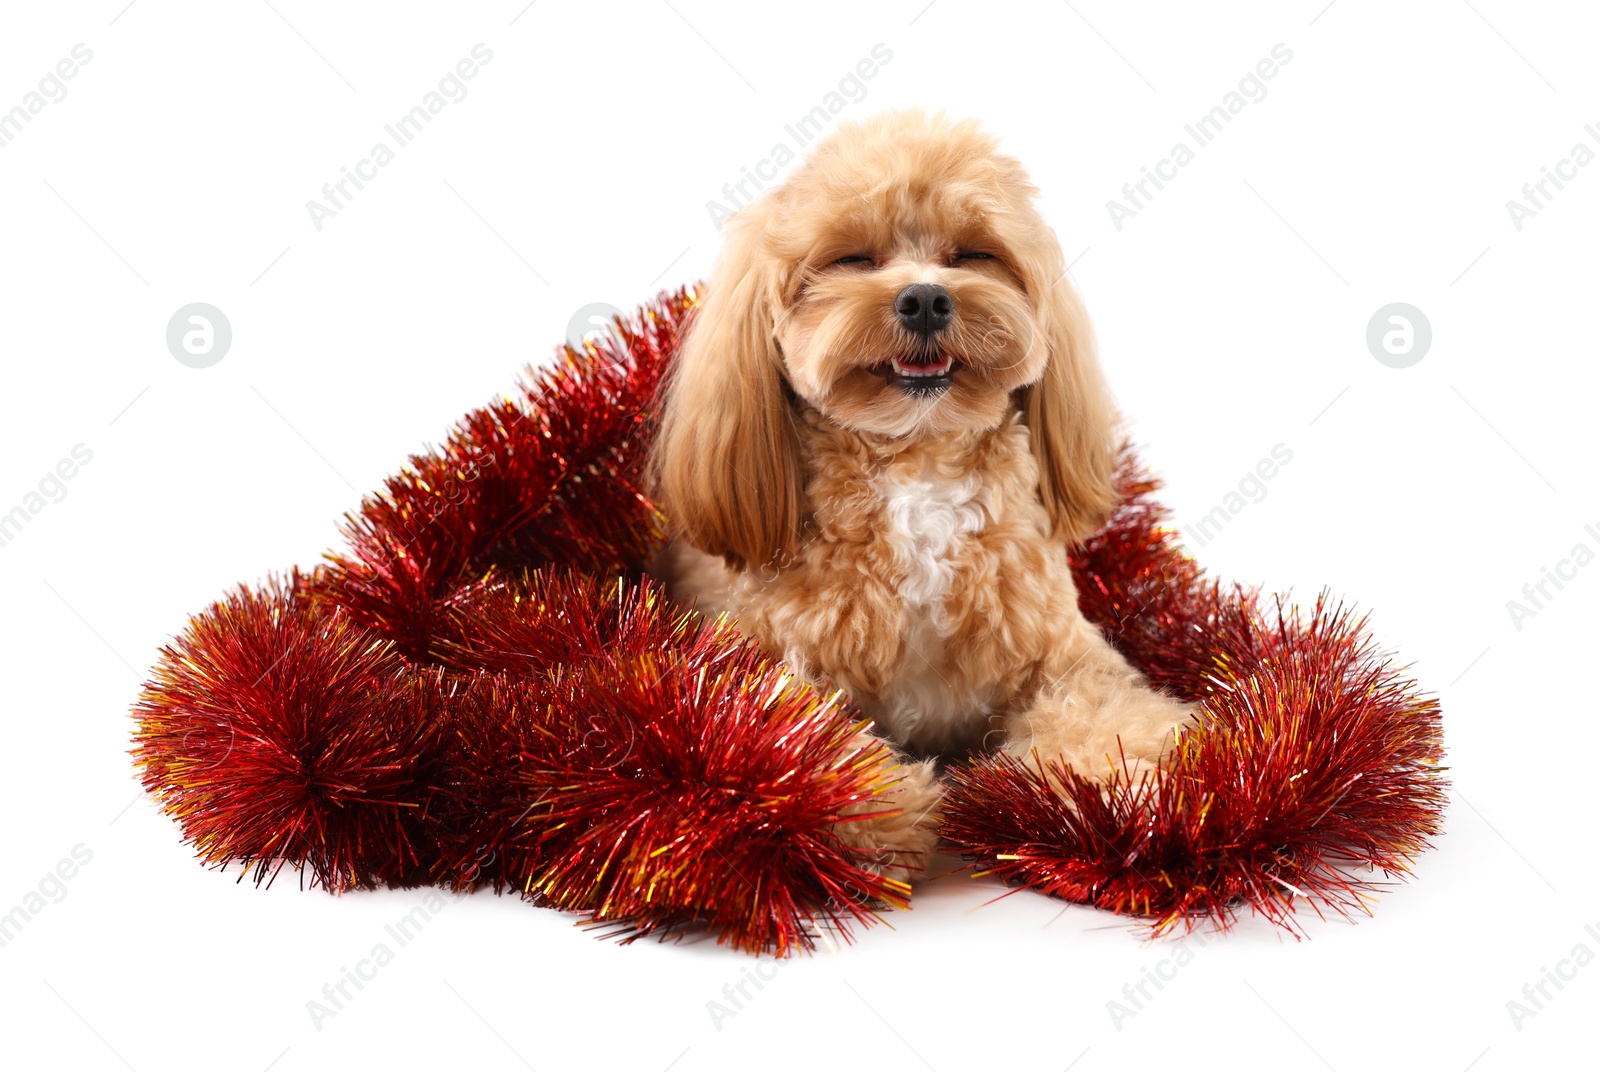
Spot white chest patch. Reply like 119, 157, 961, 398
873, 464, 997, 750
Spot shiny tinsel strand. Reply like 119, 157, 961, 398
312, 288, 696, 661
131, 287, 1448, 951
940, 455, 1449, 934
131, 573, 448, 891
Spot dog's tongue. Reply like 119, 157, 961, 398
891, 354, 953, 377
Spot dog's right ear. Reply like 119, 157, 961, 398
650, 212, 803, 571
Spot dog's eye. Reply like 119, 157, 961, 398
832, 255, 874, 267
954, 251, 994, 262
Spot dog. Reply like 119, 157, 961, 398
648, 109, 1195, 885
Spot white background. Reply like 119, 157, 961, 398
1, 1, 1595, 1069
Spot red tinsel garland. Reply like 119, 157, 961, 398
131, 285, 1447, 953
938, 455, 1447, 935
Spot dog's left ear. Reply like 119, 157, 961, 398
1018, 266, 1121, 543
648, 208, 804, 570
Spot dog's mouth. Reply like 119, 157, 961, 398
873, 353, 959, 394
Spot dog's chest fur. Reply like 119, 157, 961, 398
721, 406, 1078, 754
871, 457, 999, 748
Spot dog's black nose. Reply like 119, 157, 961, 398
895, 283, 953, 338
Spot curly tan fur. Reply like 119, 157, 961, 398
650, 110, 1193, 883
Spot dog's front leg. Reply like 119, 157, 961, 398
1002, 622, 1196, 787
827, 729, 943, 888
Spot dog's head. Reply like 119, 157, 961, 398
653, 109, 1118, 568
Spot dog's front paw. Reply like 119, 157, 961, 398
1004, 679, 1196, 789
828, 748, 942, 888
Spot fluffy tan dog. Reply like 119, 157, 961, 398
649, 109, 1194, 885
